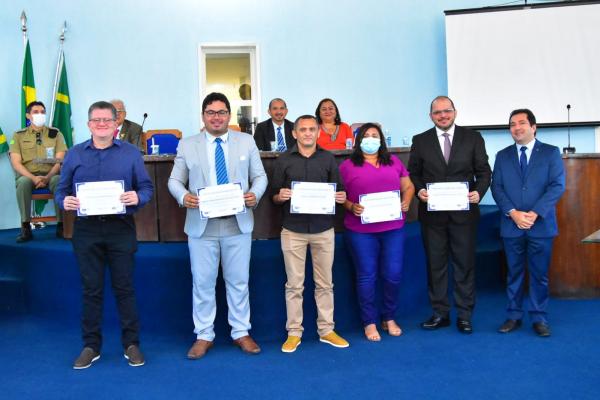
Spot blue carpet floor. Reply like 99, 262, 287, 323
1, 292, 599, 400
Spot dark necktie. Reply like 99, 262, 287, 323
520, 146, 528, 177
276, 126, 286, 152
215, 137, 229, 185
442, 132, 451, 164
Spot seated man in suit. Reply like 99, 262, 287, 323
253, 98, 295, 151
9, 101, 67, 242
111, 99, 145, 153
491, 109, 565, 337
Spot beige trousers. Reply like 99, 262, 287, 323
281, 227, 335, 337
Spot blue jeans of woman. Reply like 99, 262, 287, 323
345, 228, 405, 326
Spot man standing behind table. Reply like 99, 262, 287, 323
271, 115, 349, 353
110, 99, 145, 153
9, 101, 66, 242
168, 92, 267, 359
253, 98, 296, 151
491, 109, 565, 337
408, 96, 491, 334
56, 101, 153, 369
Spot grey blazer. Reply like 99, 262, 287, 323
168, 130, 268, 238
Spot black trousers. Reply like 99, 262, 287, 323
71, 215, 139, 352
421, 222, 477, 320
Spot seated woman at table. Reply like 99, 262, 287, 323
339, 123, 415, 341
315, 98, 354, 150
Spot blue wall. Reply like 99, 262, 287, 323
0, 0, 596, 227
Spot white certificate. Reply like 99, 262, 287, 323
427, 182, 470, 211
290, 181, 336, 215
76, 180, 126, 216
197, 182, 246, 219
359, 190, 402, 224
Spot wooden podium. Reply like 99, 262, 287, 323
551, 154, 600, 297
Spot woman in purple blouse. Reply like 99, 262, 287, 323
340, 123, 415, 341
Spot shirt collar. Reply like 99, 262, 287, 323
205, 131, 229, 144
84, 138, 120, 149
272, 120, 285, 130
435, 124, 455, 137
516, 138, 536, 151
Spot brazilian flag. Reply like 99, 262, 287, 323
21, 39, 36, 128
0, 126, 8, 154
52, 54, 73, 148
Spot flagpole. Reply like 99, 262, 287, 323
20, 11, 27, 47
50, 21, 67, 124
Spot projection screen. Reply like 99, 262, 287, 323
445, 1, 600, 127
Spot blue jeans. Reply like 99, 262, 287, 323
345, 228, 405, 325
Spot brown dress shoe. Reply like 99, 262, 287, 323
187, 339, 214, 360
233, 335, 261, 354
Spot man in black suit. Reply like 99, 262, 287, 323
253, 98, 295, 151
111, 99, 145, 153
408, 96, 491, 334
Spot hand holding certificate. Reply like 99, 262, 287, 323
290, 181, 336, 215
359, 190, 402, 224
76, 180, 126, 216
426, 182, 470, 211
197, 183, 246, 219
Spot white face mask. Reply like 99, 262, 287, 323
31, 113, 47, 127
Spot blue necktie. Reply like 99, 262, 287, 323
276, 126, 286, 152
520, 146, 528, 177
215, 137, 229, 185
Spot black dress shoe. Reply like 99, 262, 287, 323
533, 322, 551, 337
498, 319, 522, 333
456, 319, 473, 334
420, 315, 450, 330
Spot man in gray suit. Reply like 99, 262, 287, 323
168, 92, 267, 359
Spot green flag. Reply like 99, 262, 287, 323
0, 126, 8, 154
21, 39, 36, 128
52, 54, 73, 148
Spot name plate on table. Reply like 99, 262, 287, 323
76, 180, 126, 216
197, 183, 246, 219
290, 181, 336, 215
427, 182, 469, 211
359, 190, 402, 224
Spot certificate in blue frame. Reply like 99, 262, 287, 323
196, 182, 247, 220
426, 181, 470, 211
290, 181, 337, 215
75, 180, 126, 217
359, 189, 402, 224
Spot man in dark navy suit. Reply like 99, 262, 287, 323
491, 109, 565, 337
409, 96, 491, 334
253, 98, 295, 151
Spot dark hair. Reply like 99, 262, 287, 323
88, 101, 117, 120
293, 115, 318, 131
202, 92, 231, 113
350, 123, 392, 166
429, 96, 456, 113
509, 108, 536, 126
315, 98, 341, 125
26, 101, 45, 114
268, 98, 287, 109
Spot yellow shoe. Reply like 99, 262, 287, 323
281, 336, 301, 353
319, 331, 349, 348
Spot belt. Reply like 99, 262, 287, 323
215, 215, 236, 220
76, 214, 133, 222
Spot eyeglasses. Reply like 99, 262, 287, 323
89, 118, 116, 124
204, 110, 229, 116
116, 110, 126, 114
431, 109, 455, 116
36, 132, 42, 145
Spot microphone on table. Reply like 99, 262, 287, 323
138, 113, 148, 154
562, 104, 575, 154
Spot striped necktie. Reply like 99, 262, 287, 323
276, 126, 286, 152
215, 137, 229, 185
